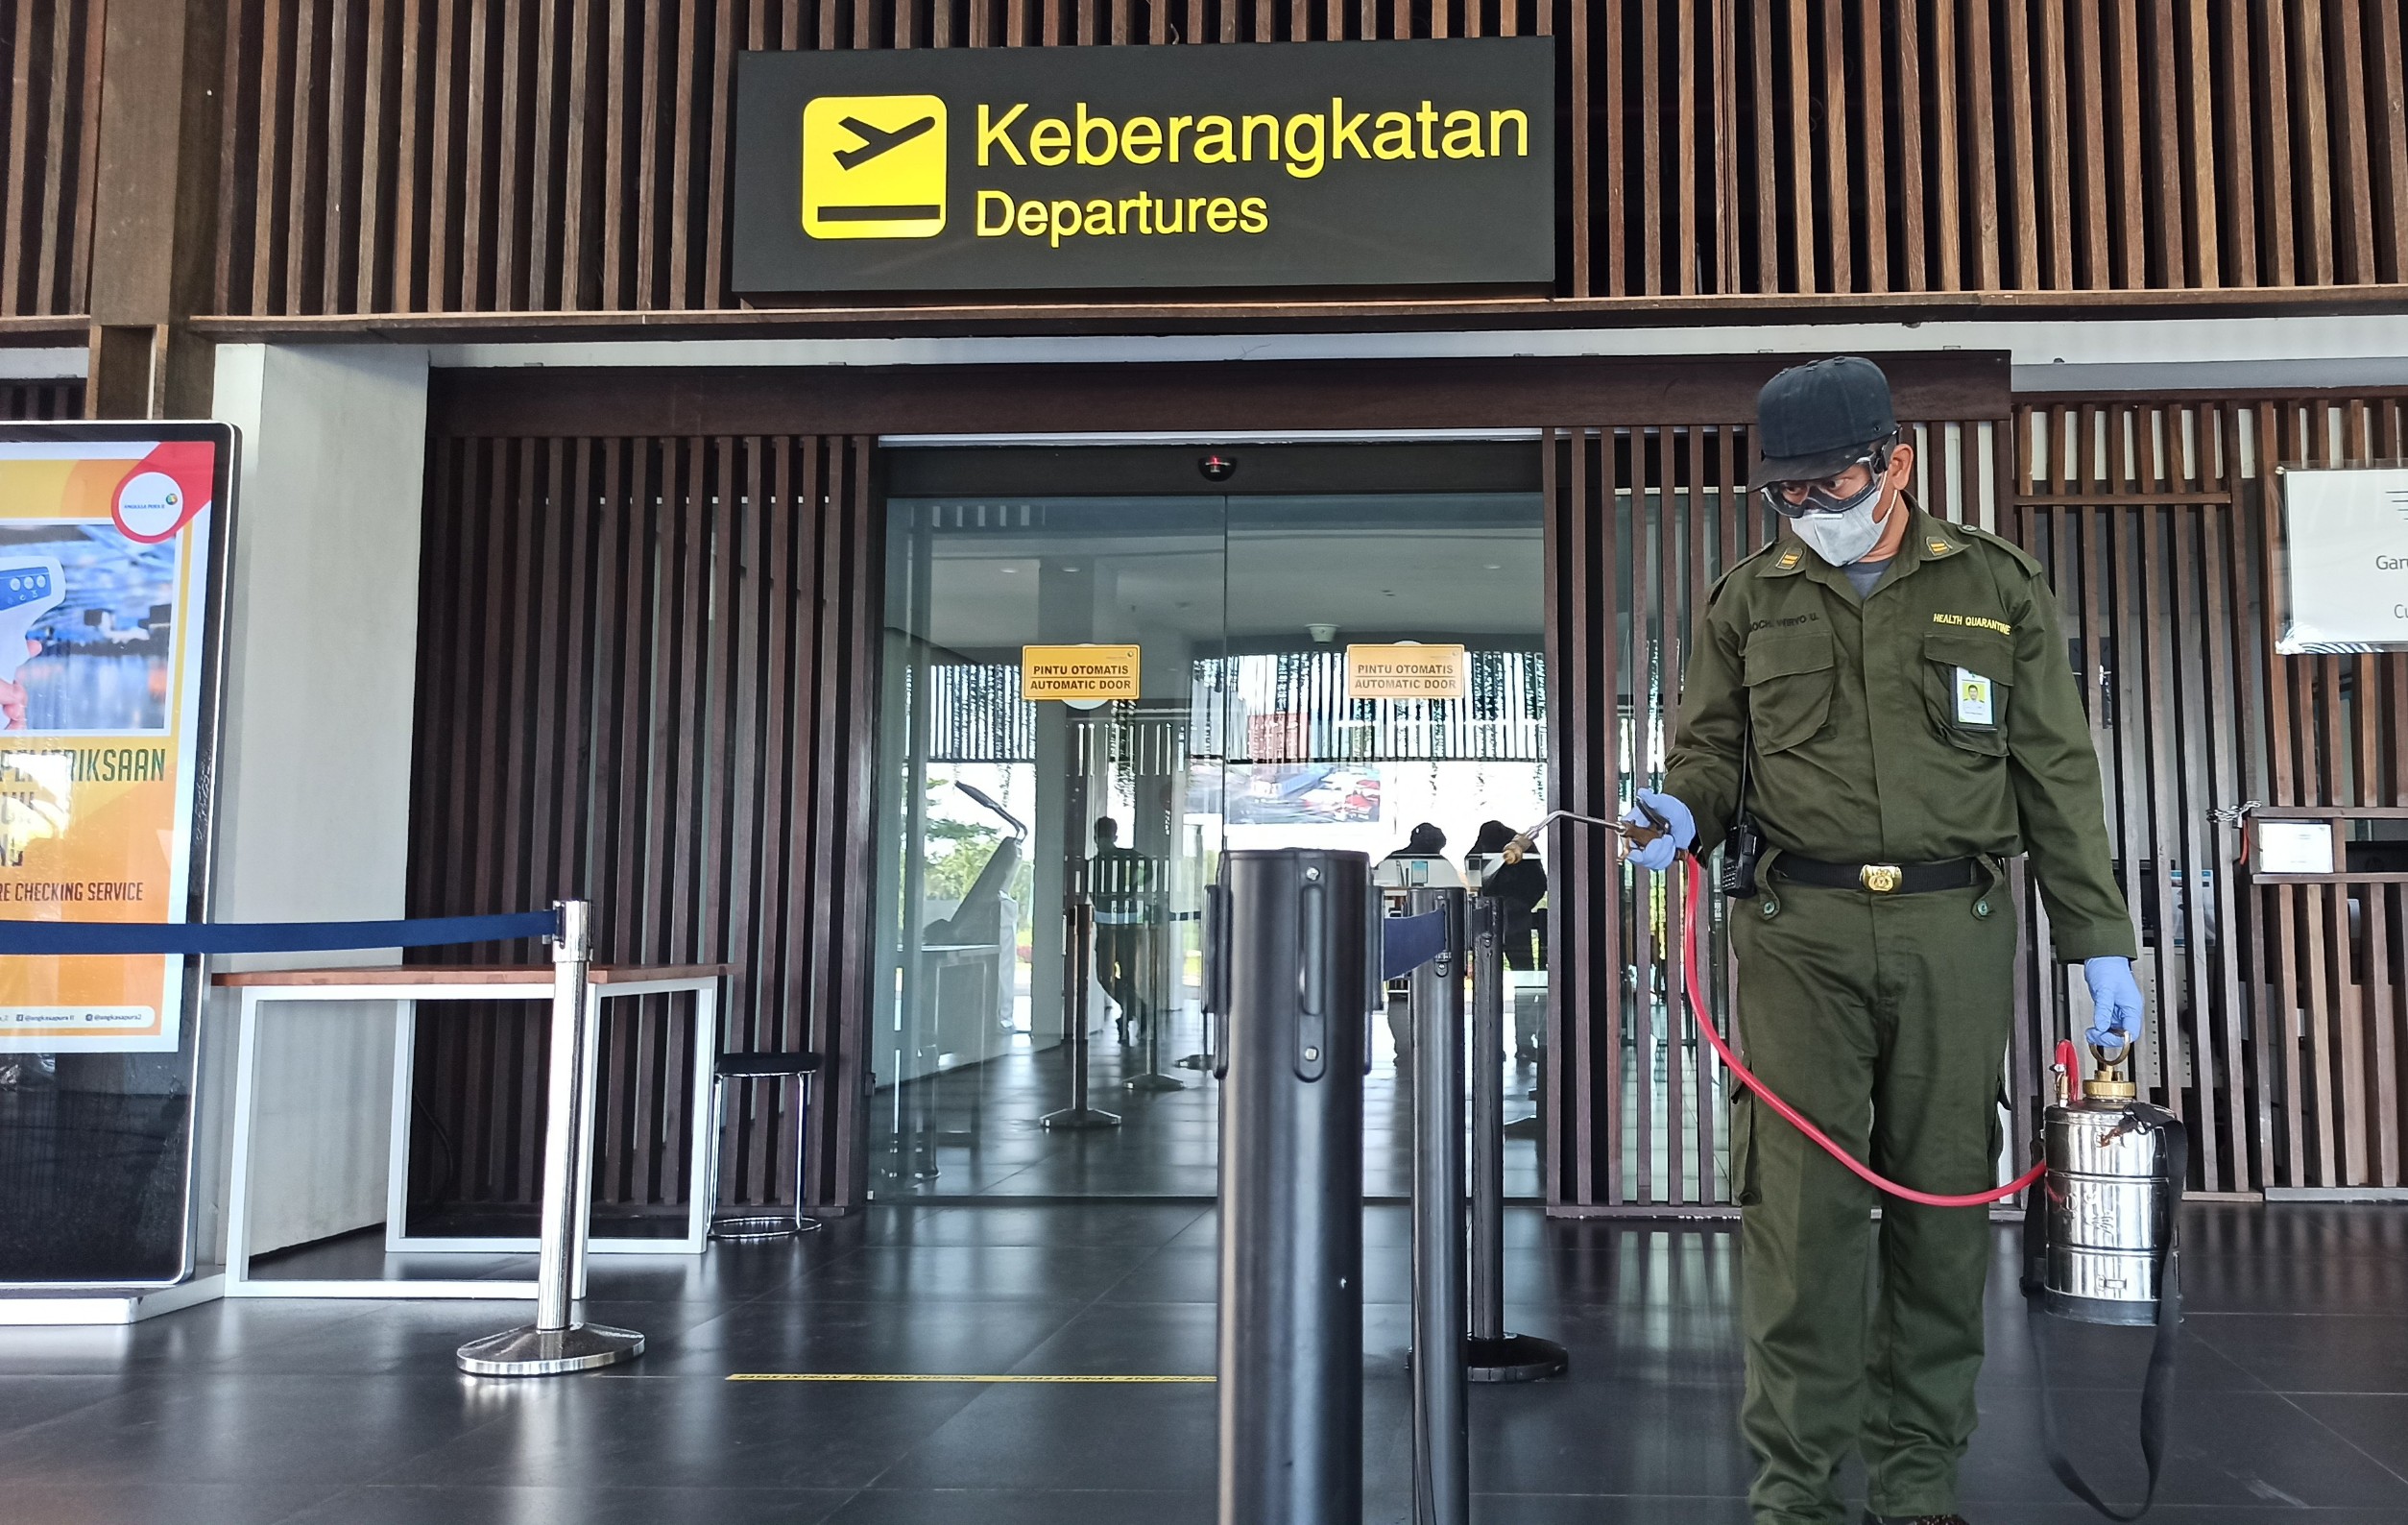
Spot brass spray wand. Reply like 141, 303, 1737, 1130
1498, 806, 1670, 864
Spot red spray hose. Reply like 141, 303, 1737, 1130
1674, 854, 2059, 1208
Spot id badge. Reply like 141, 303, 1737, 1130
1954, 667, 1995, 726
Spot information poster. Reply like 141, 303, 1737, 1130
2276, 464, 2408, 654
0, 428, 229, 1053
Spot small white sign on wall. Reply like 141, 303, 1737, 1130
2254, 819, 2337, 876
2276, 465, 2408, 654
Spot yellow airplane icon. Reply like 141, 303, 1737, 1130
803, 94, 947, 240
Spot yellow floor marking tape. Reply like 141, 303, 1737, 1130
726, 1372, 1215, 1384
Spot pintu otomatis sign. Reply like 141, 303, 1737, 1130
731, 38, 1555, 294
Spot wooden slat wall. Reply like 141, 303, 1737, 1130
0, 379, 84, 418
0, 0, 103, 318
205, 0, 2408, 316
1543, 413, 2005, 1210
1547, 390, 2408, 1211
404, 430, 882, 1218
2012, 392, 2408, 1195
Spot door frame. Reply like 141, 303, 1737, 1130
414, 352, 2011, 1215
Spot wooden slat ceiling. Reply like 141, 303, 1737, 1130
198, 0, 2408, 323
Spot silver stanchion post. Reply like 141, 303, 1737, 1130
1464, 892, 1567, 1383
457, 900, 646, 1376
1174, 1009, 1216, 1071
1176, 884, 1218, 1072
1044, 892, 1120, 1130
1215, 850, 1371, 1525
1126, 884, 1185, 1094
1409, 884, 1469, 1525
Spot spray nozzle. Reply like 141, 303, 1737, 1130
1503, 808, 1652, 864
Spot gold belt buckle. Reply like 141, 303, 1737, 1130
1859, 863, 1904, 894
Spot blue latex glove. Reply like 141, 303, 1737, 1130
1622, 790, 1695, 873
2083, 956, 2145, 1052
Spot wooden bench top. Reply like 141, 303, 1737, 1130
213, 963, 730, 989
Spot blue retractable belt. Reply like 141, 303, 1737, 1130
0, 910, 557, 956
1381, 910, 1448, 980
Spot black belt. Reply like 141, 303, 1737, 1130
1774, 854, 1980, 895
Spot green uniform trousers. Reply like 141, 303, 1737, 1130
1729, 865, 2016, 1525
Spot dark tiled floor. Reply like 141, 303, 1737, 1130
3, 1203, 2405, 1524
870, 1000, 1551, 1200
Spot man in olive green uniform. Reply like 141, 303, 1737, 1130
1622, 357, 2145, 1525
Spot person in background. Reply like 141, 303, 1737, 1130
1373, 823, 1461, 1081
1088, 816, 1152, 1045
1373, 821, 1463, 889
1469, 818, 1549, 1062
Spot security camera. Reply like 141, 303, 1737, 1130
1198, 453, 1237, 483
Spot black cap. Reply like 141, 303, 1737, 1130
1751, 356, 1897, 488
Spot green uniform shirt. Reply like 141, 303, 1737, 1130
1663, 500, 2138, 962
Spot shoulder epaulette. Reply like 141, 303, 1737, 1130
1954, 521, 2048, 578
1708, 537, 1789, 603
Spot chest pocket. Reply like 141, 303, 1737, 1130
1922, 628, 2014, 755
1744, 630, 1836, 754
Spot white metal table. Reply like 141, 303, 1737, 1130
219, 962, 724, 1299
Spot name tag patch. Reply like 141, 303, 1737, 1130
1955, 668, 1995, 726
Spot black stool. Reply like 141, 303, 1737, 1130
708, 1051, 823, 1242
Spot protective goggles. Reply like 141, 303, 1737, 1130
1759, 436, 1897, 518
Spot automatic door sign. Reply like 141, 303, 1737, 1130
1022, 643, 1141, 703
733, 38, 1554, 293
1345, 642, 1467, 701
803, 94, 947, 239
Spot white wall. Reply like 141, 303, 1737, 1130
192, 344, 431, 1262
422, 312, 2408, 398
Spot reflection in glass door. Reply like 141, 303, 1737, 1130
1220, 493, 1548, 1199
868, 448, 1549, 1201
872, 495, 1228, 1197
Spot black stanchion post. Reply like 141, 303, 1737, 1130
1409, 884, 1469, 1525
456, 900, 645, 1375
1464, 891, 1569, 1383
1215, 849, 1370, 1525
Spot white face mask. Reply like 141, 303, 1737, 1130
1787, 476, 1890, 566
